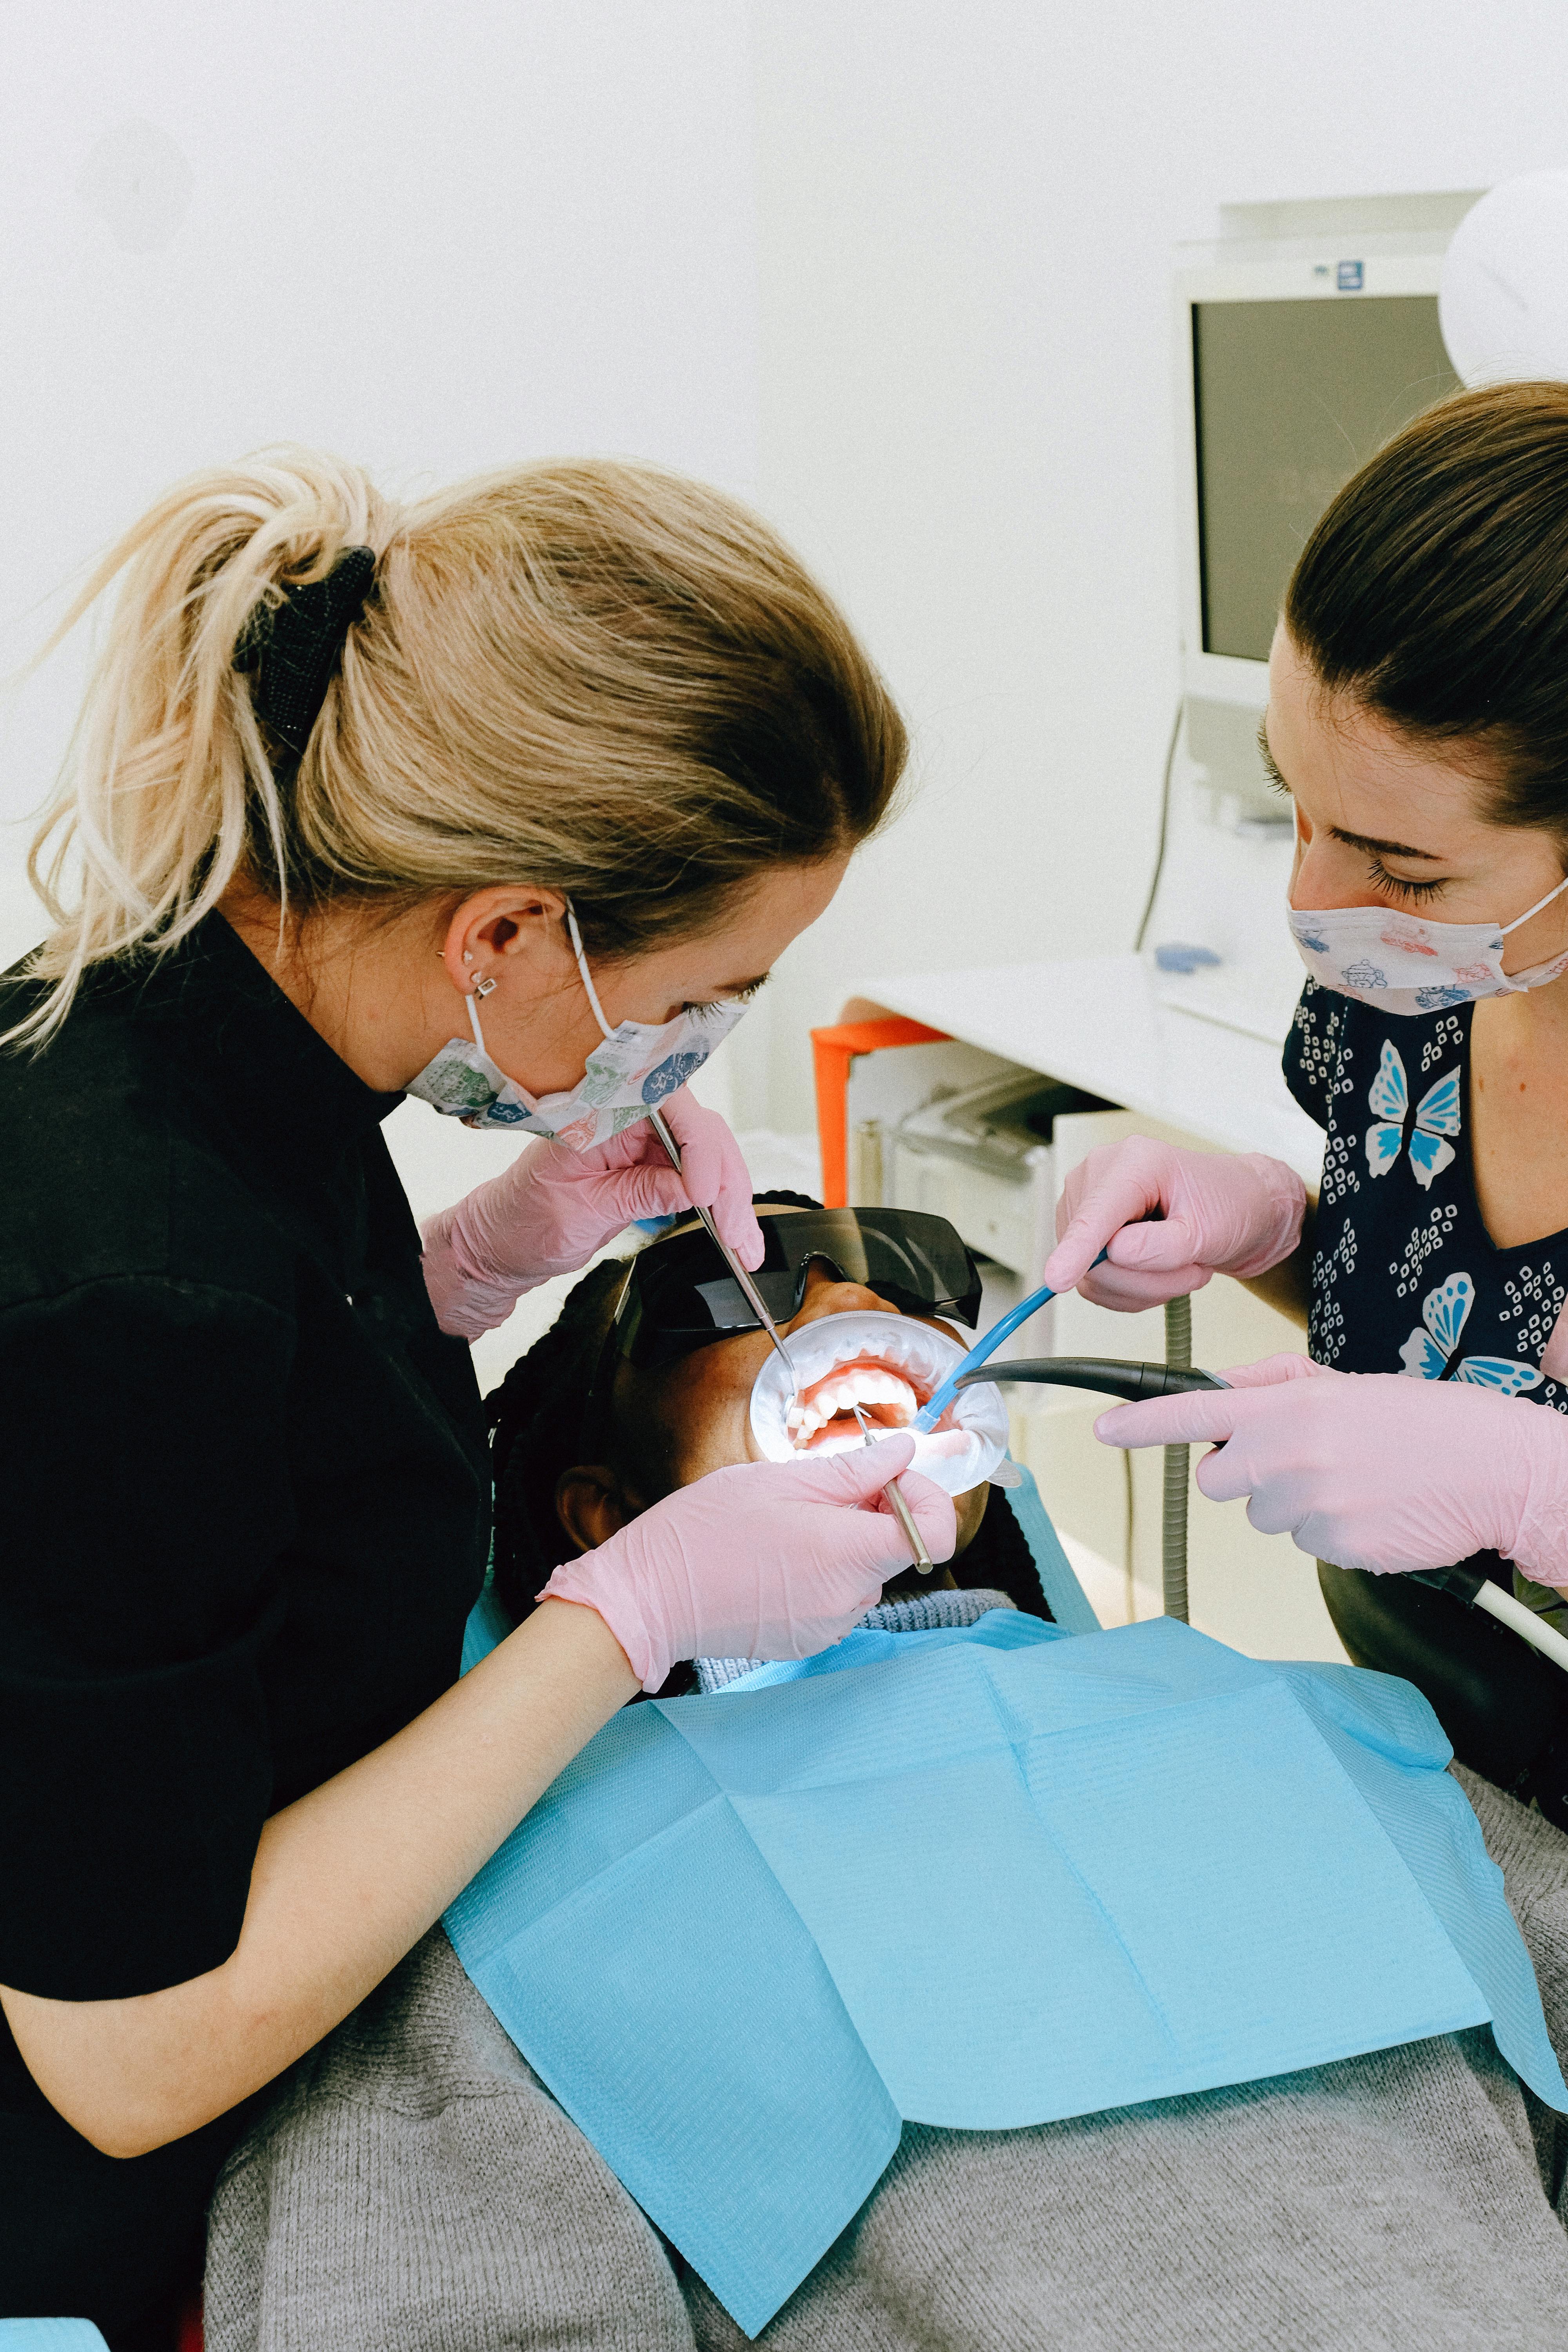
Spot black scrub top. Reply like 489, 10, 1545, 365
0, 914, 489, 2347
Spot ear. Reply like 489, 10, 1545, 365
555, 1465, 639, 1555
437, 884, 570, 997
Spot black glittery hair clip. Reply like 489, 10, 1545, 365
233, 545, 377, 758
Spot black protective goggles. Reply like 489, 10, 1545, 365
610, 1206, 984, 1370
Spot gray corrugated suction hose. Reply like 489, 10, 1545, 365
1162, 1294, 1192, 1621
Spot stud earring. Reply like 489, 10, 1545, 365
472, 972, 497, 998
462, 951, 474, 965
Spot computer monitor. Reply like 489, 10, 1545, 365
1174, 240, 1461, 815
1193, 294, 1457, 664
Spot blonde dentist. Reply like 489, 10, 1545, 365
0, 451, 952, 2344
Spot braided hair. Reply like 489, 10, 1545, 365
488, 1255, 629, 1629
487, 1192, 1052, 1632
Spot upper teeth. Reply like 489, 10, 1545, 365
786, 1365, 918, 1443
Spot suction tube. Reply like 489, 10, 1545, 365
1409, 1563, 1568, 1681
952, 1359, 1230, 1403
964, 1350, 1227, 1628
963, 1370, 1568, 1683
911, 1251, 1111, 1434
1162, 1296, 1194, 1622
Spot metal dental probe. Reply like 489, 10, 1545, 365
850, 1399, 935, 1576
647, 1107, 798, 1393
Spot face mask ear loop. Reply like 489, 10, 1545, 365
466, 991, 488, 1056
565, 898, 617, 1042
1499, 871, 1568, 936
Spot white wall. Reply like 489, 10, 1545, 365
0, 0, 759, 961
751, 0, 1568, 1127
15, 0, 1568, 1127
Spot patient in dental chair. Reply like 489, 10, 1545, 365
205, 1197, 1568, 2352
489, 1191, 1053, 1694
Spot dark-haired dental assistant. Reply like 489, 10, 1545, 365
0, 450, 954, 2346
1043, 380, 1568, 1819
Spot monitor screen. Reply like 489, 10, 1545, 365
1192, 296, 1458, 663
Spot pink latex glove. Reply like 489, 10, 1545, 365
538, 1434, 958, 1691
1042, 1137, 1305, 1310
421, 1088, 764, 1340
1096, 1351, 1568, 1583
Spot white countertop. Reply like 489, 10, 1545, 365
858, 953, 1325, 1185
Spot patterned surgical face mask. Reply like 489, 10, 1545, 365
406, 903, 748, 1148
1286, 874, 1568, 1017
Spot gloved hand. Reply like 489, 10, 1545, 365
537, 1436, 958, 1691
421, 1088, 764, 1340
1041, 1137, 1306, 1310
1095, 1351, 1568, 1583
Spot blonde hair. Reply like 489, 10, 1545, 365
11, 448, 906, 1047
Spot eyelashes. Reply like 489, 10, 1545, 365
684, 988, 759, 1021
1259, 726, 1454, 906
684, 976, 770, 1018
1365, 858, 1448, 905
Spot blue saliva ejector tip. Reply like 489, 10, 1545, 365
913, 1249, 1112, 1432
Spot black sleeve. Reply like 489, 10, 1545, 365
0, 1276, 297, 2001
1281, 978, 1344, 1131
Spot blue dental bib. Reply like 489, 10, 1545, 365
447, 1605, 1567, 2337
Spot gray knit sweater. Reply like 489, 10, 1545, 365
206, 1762, 1568, 2349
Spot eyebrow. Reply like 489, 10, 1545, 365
1258, 721, 1445, 864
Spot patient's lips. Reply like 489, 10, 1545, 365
782, 1328, 962, 1453
750, 1308, 1007, 1497
786, 1357, 922, 1448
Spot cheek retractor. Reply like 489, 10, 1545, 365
748, 1310, 1008, 1497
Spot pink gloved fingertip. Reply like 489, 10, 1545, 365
715, 1202, 766, 1269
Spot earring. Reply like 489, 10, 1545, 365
472, 972, 497, 998
462, 951, 474, 965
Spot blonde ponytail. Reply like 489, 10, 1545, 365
9, 448, 905, 1047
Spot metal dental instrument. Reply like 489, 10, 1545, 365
648, 1107, 797, 1393
850, 1399, 934, 1575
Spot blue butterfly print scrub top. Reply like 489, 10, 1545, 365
1283, 983, 1568, 1406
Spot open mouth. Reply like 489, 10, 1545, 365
786, 1352, 949, 1450
749, 1310, 1006, 1497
